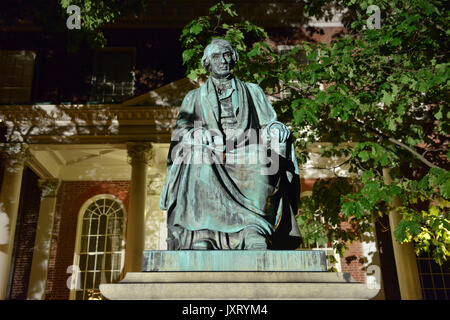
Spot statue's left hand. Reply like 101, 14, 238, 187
263, 121, 290, 143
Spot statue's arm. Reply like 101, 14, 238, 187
172, 88, 214, 147
246, 83, 277, 126
176, 89, 197, 130
161, 90, 199, 209
171, 89, 200, 144
246, 83, 290, 143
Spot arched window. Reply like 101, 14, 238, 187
71, 195, 126, 300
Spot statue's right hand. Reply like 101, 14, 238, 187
202, 129, 214, 146
189, 127, 214, 146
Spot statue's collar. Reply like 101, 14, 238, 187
203, 76, 242, 121
208, 76, 237, 94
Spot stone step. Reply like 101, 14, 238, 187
122, 271, 357, 283
100, 272, 380, 300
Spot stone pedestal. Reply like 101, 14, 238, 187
143, 250, 327, 271
100, 271, 379, 300
100, 250, 380, 300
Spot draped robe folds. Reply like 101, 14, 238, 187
159, 77, 302, 249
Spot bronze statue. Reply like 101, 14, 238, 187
160, 39, 301, 250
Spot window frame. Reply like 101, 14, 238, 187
89, 47, 136, 104
69, 194, 127, 300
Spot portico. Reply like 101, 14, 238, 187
0, 79, 193, 299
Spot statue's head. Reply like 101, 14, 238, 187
201, 38, 239, 79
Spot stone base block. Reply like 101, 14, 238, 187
143, 250, 327, 271
100, 272, 380, 300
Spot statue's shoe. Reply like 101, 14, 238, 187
243, 228, 268, 250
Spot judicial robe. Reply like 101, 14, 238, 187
159, 77, 302, 249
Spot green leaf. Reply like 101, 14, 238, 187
182, 49, 195, 65
190, 22, 203, 35
394, 220, 408, 242
380, 155, 389, 166
388, 119, 397, 131
381, 90, 394, 106
359, 151, 370, 162
440, 179, 450, 199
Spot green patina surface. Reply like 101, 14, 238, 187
142, 250, 327, 272
159, 39, 302, 250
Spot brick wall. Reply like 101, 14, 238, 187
300, 178, 315, 194
338, 218, 367, 283
268, 26, 346, 47
340, 239, 367, 283
45, 181, 130, 300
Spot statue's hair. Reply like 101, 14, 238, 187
201, 38, 239, 72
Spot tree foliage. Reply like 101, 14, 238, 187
179, 1, 279, 89
0, 0, 148, 50
59, 0, 147, 49
181, 1, 449, 264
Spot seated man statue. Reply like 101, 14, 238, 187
159, 38, 301, 250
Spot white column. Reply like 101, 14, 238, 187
146, 173, 167, 250
383, 168, 422, 300
27, 178, 60, 300
0, 144, 30, 300
125, 142, 153, 273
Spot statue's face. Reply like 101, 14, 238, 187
209, 45, 233, 79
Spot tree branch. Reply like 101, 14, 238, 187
421, 147, 447, 157
387, 137, 441, 169
310, 158, 351, 170
354, 119, 442, 169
